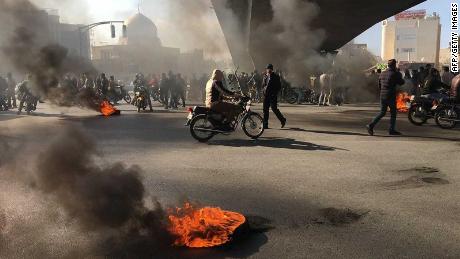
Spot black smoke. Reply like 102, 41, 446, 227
0, 0, 100, 110
32, 128, 173, 254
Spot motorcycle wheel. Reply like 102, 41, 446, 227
435, 106, 458, 129
287, 92, 298, 104
408, 105, 428, 126
190, 114, 215, 142
124, 94, 132, 104
242, 112, 264, 139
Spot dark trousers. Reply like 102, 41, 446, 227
263, 93, 285, 127
370, 98, 397, 131
179, 90, 186, 107
160, 89, 169, 108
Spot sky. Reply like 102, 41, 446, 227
354, 0, 453, 56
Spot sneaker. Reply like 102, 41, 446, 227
389, 130, 402, 136
366, 125, 374, 136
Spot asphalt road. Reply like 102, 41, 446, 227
1, 102, 460, 259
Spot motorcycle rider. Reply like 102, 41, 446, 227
133, 73, 153, 112
6, 73, 17, 108
206, 69, 241, 130
422, 68, 449, 102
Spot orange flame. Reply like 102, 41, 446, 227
396, 92, 410, 113
168, 203, 246, 248
100, 101, 119, 116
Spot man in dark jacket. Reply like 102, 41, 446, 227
367, 59, 405, 136
262, 64, 286, 129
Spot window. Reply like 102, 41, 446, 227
401, 48, 415, 53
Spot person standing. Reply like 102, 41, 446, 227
366, 59, 405, 136
176, 73, 187, 108
441, 66, 454, 87
6, 73, 16, 109
262, 64, 286, 129
160, 73, 170, 109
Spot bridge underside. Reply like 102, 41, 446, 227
212, 0, 426, 71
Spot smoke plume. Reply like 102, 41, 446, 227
0, 127, 175, 257
251, 0, 330, 85
0, 0, 100, 110
34, 127, 171, 240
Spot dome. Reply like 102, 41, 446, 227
126, 13, 161, 46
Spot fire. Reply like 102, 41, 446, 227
100, 100, 119, 116
168, 203, 246, 248
396, 92, 410, 113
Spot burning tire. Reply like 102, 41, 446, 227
408, 105, 428, 126
242, 112, 264, 139
435, 106, 458, 129
190, 114, 215, 142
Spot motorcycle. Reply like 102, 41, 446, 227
134, 86, 150, 113
18, 92, 37, 115
185, 96, 264, 142
288, 88, 320, 105
108, 84, 131, 104
407, 95, 439, 126
435, 97, 460, 129
150, 87, 164, 104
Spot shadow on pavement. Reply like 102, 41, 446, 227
210, 137, 347, 151
284, 127, 369, 137
283, 127, 460, 142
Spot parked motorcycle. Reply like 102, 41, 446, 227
288, 88, 320, 105
186, 96, 264, 142
108, 84, 131, 104
134, 86, 150, 113
435, 97, 460, 129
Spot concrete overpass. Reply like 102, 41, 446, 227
211, 0, 426, 71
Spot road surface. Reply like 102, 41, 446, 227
1, 102, 459, 258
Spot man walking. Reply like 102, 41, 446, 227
262, 64, 286, 129
366, 59, 405, 136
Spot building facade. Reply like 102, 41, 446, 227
91, 13, 212, 81
381, 10, 441, 66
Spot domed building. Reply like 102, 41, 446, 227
125, 13, 161, 47
91, 12, 209, 81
